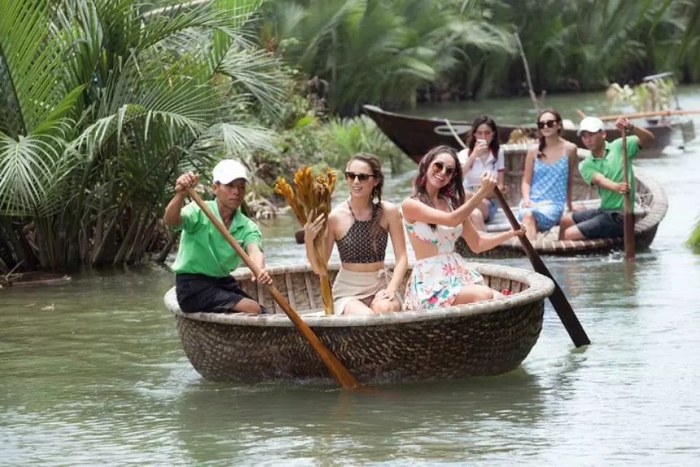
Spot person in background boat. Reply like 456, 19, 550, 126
457, 115, 507, 232
558, 116, 654, 240
402, 145, 526, 311
164, 159, 272, 315
303, 154, 408, 315
518, 109, 578, 241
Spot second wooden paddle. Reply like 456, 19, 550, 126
621, 128, 635, 261
493, 187, 590, 347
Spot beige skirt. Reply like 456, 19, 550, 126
332, 267, 401, 315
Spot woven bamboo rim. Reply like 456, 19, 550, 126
166, 262, 554, 327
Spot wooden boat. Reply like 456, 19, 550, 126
454, 146, 668, 258
363, 104, 677, 161
164, 262, 555, 384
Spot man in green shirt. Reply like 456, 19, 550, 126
559, 116, 654, 240
164, 159, 272, 315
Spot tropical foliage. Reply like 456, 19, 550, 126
250, 87, 404, 188
259, 0, 700, 110
259, 0, 515, 115
0, 0, 285, 271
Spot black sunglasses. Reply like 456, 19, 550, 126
345, 171, 374, 183
432, 161, 455, 177
537, 119, 559, 129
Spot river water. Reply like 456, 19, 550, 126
2, 88, 700, 466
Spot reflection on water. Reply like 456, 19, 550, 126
2, 88, 700, 465
174, 371, 548, 465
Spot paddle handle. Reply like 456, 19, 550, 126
493, 188, 591, 347
620, 129, 635, 261
185, 188, 361, 389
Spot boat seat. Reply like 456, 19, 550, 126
485, 199, 648, 233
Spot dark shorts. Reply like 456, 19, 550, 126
175, 273, 269, 314
572, 208, 624, 240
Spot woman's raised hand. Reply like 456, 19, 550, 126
477, 171, 497, 196
471, 140, 490, 159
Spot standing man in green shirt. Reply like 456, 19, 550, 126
164, 159, 272, 315
559, 116, 654, 241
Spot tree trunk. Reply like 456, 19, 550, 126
125, 212, 149, 265
131, 217, 158, 265
91, 216, 118, 267
155, 230, 179, 263
113, 209, 144, 266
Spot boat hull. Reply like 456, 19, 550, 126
363, 104, 679, 161
166, 263, 554, 384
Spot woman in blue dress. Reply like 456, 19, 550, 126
518, 109, 578, 241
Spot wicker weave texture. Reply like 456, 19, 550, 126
166, 264, 553, 384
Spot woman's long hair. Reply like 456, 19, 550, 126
411, 145, 465, 230
537, 108, 563, 157
347, 153, 384, 248
467, 115, 499, 157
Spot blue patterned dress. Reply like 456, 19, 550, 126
517, 155, 568, 231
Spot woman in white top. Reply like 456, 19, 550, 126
457, 115, 506, 231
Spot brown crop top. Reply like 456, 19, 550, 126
336, 202, 388, 263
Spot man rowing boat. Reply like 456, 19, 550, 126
559, 116, 654, 240
164, 159, 272, 315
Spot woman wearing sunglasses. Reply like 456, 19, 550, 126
303, 154, 408, 315
517, 108, 577, 241
402, 146, 526, 311
457, 115, 507, 232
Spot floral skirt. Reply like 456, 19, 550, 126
403, 253, 484, 311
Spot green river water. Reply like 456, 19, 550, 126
2, 88, 700, 466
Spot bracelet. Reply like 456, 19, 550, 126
626, 123, 634, 132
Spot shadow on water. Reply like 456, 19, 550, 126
173, 368, 553, 464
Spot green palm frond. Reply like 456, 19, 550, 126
0, 0, 71, 136
202, 121, 278, 156
73, 57, 218, 156
0, 126, 76, 216
216, 48, 289, 118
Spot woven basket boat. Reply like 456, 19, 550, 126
165, 262, 554, 385
454, 147, 668, 258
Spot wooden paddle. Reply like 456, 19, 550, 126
185, 188, 361, 390
620, 128, 635, 261
596, 108, 700, 122
492, 188, 590, 347
443, 118, 590, 347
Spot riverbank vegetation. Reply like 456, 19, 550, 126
2, 0, 700, 273
259, 0, 700, 112
689, 220, 700, 250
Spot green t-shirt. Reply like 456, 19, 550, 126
171, 200, 262, 278
578, 135, 639, 210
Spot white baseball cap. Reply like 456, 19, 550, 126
577, 116, 605, 136
212, 159, 248, 184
